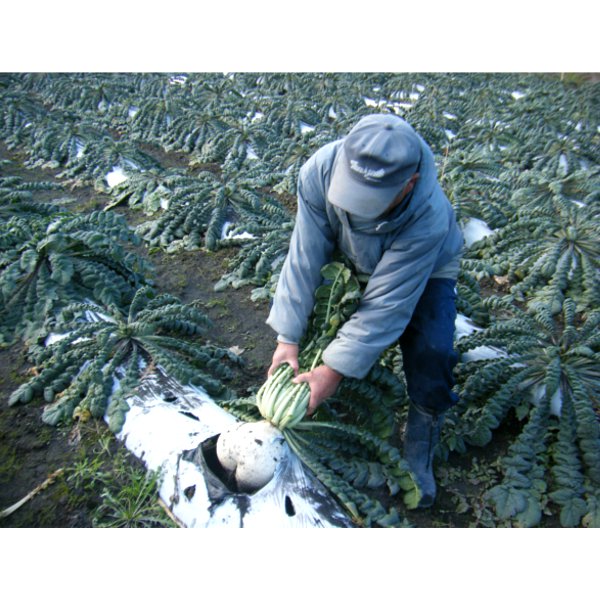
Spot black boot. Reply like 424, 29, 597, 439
403, 402, 444, 509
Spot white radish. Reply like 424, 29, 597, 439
216, 421, 288, 492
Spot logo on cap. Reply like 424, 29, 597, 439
349, 160, 387, 182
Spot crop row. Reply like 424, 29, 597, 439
1, 72, 598, 526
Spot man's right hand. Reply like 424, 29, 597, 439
268, 342, 299, 377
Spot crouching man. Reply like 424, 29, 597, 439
266, 113, 464, 508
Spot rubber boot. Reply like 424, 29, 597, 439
403, 402, 444, 509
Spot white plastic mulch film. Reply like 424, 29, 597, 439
111, 371, 353, 529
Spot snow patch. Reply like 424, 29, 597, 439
45, 332, 70, 346
105, 166, 128, 188
363, 97, 386, 108
169, 75, 188, 86
529, 384, 564, 417
455, 313, 506, 362
221, 221, 255, 241
462, 345, 507, 362
455, 313, 481, 340
550, 387, 563, 416
558, 153, 569, 174
246, 144, 259, 160
389, 102, 414, 113
462, 217, 494, 247
299, 121, 315, 134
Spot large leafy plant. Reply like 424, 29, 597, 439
9, 286, 242, 432
0, 210, 151, 346
468, 190, 600, 314
138, 172, 289, 252
449, 299, 600, 526
56, 138, 161, 188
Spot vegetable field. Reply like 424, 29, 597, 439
0, 72, 598, 528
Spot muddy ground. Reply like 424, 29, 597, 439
0, 140, 527, 528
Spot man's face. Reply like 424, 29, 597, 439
376, 173, 420, 219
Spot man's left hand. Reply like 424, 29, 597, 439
293, 364, 343, 416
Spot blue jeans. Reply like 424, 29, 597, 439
398, 278, 459, 415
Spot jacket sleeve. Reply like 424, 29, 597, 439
322, 211, 448, 378
266, 161, 336, 344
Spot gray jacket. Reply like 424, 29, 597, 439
266, 125, 464, 379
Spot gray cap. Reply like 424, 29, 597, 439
328, 114, 422, 219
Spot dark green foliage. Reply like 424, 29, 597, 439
57, 138, 162, 188
0, 176, 65, 210
24, 119, 109, 171
0, 88, 48, 146
486, 376, 600, 527
9, 287, 242, 431
134, 171, 220, 251
510, 168, 599, 215
0, 210, 151, 346
263, 96, 321, 139
2, 72, 599, 527
441, 149, 512, 229
455, 269, 492, 327
284, 423, 414, 527
268, 136, 324, 195
470, 197, 600, 314
138, 172, 290, 252
19, 73, 130, 114
103, 169, 173, 213
455, 300, 599, 443
161, 110, 230, 155
128, 96, 177, 142
0, 176, 68, 264
201, 118, 269, 172
485, 402, 550, 527
548, 399, 589, 527
451, 300, 600, 525
215, 224, 293, 299
326, 364, 406, 440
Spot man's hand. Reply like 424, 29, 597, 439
268, 342, 299, 377
293, 364, 343, 416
